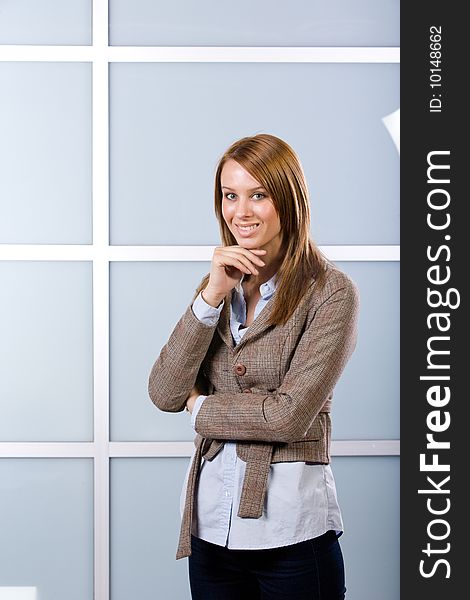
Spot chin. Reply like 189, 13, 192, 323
237, 239, 259, 248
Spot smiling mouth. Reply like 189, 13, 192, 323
236, 223, 260, 232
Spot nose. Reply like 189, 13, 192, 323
235, 196, 253, 218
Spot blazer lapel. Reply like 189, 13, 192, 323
216, 289, 277, 352
234, 294, 276, 352
216, 292, 235, 350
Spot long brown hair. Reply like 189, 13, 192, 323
195, 133, 330, 326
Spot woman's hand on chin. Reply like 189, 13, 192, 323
203, 245, 267, 307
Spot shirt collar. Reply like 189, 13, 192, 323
237, 272, 278, 299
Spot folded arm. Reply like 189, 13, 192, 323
147, 296, 222, 413
194, 280, 359, 443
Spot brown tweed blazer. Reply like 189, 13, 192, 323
148, 263, 359, 560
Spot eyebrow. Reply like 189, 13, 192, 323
222, 186, 266, 192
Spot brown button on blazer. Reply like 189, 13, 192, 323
148, 263, 359, 559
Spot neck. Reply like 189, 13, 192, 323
244, 249, 284, 289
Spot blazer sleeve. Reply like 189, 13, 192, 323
148, 302, 220, 413
194, 278, 359, 443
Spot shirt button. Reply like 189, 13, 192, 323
234, 363, 246, 376
243, 388, 252, 393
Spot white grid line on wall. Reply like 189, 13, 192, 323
0, 45, 400, 63
92, 2, 110, 599
0, 440, 400, 458
0, 1, 400, 598
0, 245, 400, 261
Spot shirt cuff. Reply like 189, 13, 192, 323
191, 395, 206, 430
191, 291, 223, 325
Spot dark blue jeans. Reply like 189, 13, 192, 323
188, 530, 346, 600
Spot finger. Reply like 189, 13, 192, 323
219, 256, 258, 276
222, 245, 266, 256
223, 245, 267, 254
218, 246, 266, 267
227, 258, 259, 276
216, 252, 261, 275
215, 245, 266, 257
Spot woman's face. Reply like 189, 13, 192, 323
220, 159, 283, 257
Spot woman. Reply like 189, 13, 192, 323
148, 133, 359, 599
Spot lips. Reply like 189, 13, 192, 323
235, 223, 260, 233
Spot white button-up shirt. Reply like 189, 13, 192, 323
180, 273, 344, 549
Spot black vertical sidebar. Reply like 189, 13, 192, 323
401, 4, 466, 599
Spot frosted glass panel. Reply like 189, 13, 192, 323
333, 456, 399, 600
110, 458, 190, 600
110, 456, 398, 600
110, 260, 397, 441
0, 62, 92, 244
110, 63, 399, 245
0, 459, 93, 600
109, 0, 399, 47
0, 0, 91, 45
0, 262, 93, 441
331, 261, 399, 440
110, 261, 211, 441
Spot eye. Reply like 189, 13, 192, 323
252, 193, 266, 200
224, 192, 236, 200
